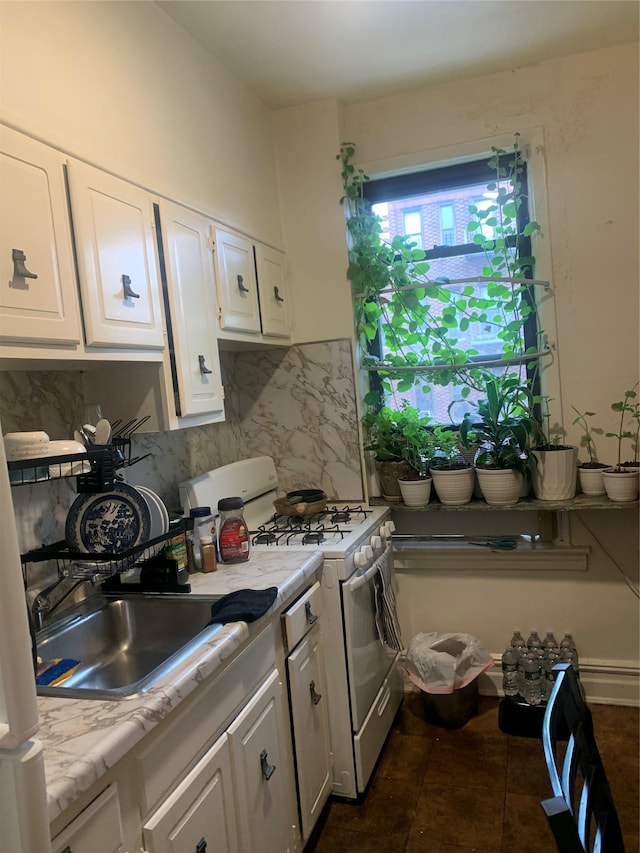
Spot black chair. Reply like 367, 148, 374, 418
540, 662, 625, 853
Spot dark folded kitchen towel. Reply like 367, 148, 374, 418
207, 587, 278, 625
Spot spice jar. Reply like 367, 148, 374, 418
190, 506, 214, 570
164, 514, 188, 574
217, 497, 250, 563
199, 535, 217, 573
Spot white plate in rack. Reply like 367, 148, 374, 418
65, 482, 151, 555
135, 485, 170, 557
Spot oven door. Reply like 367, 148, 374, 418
341, 545, 398, 731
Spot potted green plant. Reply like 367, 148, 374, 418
362, 404, 433, 502
571, 407, 609, 496
602, 386, 639, 502
459, 373, 532, 506
429, 426, 475, 506
528, 396, 578, 501
397, 407, 436, 506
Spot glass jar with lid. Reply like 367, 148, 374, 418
217, 497, 250, 563
190, 506, 214, 569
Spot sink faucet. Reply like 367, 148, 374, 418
32, 574, 95, 630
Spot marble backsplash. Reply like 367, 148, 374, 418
1, 339, 363, 555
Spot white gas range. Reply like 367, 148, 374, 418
179, 456, 403, 800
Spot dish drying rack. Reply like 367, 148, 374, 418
14, 415, 191, 592
20, 520, 191, 585
7, 416, 152, 489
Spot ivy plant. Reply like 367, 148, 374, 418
337, 136, 542, 412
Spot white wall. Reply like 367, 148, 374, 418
0, 0, 283, 246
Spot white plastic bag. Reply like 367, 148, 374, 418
405, 632, 494, 694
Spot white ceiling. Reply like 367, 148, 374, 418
156, 0, 639, 110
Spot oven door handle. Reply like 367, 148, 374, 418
346, 556, 382, 592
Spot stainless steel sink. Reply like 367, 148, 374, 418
35, 594, 224, 699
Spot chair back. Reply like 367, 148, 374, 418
540, 662, 625, 853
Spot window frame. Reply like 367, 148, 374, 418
362, 151, 542, 424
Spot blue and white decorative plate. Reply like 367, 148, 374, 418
65, 482, 151, 554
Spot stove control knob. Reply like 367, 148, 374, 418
370, 535, 382, 551
361, 545, 373, 561
382, 520, 396, 538
354, 549, 368, 568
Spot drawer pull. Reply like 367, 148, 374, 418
237, 274, 249, 293
122, 274, 140, 299
198, 354, 213, 375
196, 838, 207, 853
274, 285, 285, 302
309, 679, 322, 706
12, 248, 38, 282
260, 748, 276, 781
305, 600, 317, 625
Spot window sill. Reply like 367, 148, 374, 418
392, 538, 590, 572
371, 495, 638, 512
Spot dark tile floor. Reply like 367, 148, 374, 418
307, 693, 639, 852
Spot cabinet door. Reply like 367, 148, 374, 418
255, 244, 291, 339
143, 733, 239, 853
51, 785, 124, 853
0, 125, 81, 345
287, 623, 332, 841
67, 160, 164, 349
157, 201, 224, 419
213, 227, 261, 335
227, 669, 298, 853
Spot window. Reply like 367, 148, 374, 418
402, 208, 423, 249
439, 203, 455, 246
359, 150, 542, 425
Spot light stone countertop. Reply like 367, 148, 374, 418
38, 548, 323, 824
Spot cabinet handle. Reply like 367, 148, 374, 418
196, 838, 207, 853
309, 679, 322, 706
260, 748, 276, 781
305, 600, 317, 625
11, 248, 38, 281
237, 274, 249, 293
198, 355, 212, 375
274, 285, 284, 302
122, 274, 140, 299
60, 847, 71, 853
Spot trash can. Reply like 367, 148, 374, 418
404, 632, 494, 729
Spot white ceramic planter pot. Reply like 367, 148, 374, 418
577, 465, 609, 496
602, 468, 639, 503
431, 466, 475, 506
531, 446, 578, 500
475, 467, 523, 506
399, 476, 432, 507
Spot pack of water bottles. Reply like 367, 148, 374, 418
501, 630, 579, 706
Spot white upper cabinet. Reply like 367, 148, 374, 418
0, 125, 81, 346
156, 200, 224, 421
66, 160, 164, 350
255, 243, 290, 339
213, 227, 261, 335
213, 226, 291, 345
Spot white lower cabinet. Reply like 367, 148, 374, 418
227, 669, 299, 853
51, 784, 123, 853
287, 623, 332, 842
143, 733, 239, 853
